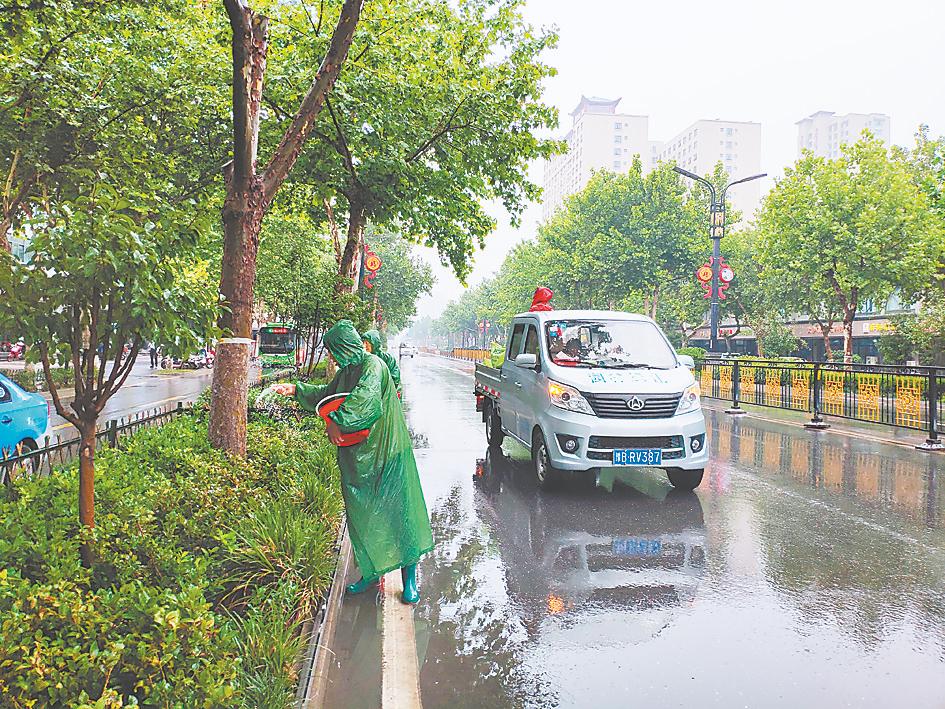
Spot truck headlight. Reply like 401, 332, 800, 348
548, 380, 595, 415
675, 382, 701, 415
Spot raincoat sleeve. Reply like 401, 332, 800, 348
380, 351, 401, 389
328, 357, 384, 432
293, 376, 339, 413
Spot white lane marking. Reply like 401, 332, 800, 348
381, 569, 423, 708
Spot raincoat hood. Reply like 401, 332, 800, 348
324, 320, 367, 369
362, 329, 383, 353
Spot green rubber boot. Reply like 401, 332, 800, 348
401, 564, 419, 604
346, 576, 378, 595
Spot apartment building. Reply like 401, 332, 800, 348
796, 111, 890, 159
542, 97, 764, 220
657, 119, 763, 217
542, 96, 651, 221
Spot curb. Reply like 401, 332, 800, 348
296, 520, 352, 708
381, 569, 422, 709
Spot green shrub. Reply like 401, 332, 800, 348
0, 412, 342, 707
677, 346, 707, 362
9, 367, 75, 392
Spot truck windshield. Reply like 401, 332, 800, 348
545, 320, 677, 369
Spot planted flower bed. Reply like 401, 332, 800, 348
0, 389, 342, 707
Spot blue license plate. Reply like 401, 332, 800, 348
612, 448, 662, 466
612, 538, 663, 556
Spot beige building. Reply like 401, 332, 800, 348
658, 119, 763, 218
796, 111, 890, 159
542, 96, 651, 221
542, 97, 764, 221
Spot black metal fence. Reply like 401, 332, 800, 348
696, 359, 945, 449
1, 402, 192, 484
1, 366, 298, 485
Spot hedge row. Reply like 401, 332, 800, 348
0, 393, 342, 708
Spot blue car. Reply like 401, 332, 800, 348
0, 371, 49, 460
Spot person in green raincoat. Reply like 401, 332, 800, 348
362, 329, 401, 395
272, 320, 433, 603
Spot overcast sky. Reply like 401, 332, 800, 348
411, 0, 945, 321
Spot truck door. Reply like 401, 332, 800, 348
501, 322, 527, 441
515, 322, 542, 443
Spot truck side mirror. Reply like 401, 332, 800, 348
678, 354, 695, 369
514, 353, 538, 369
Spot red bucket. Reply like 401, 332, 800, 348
316, 393, 371, 447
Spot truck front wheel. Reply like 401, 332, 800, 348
666, 468, 704, 491
485, 403, 504, 448
532, 431, 561, 490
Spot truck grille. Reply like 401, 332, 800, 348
589, 435, 683, 450
583, 392, 682, 419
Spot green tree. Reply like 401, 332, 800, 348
0, 0, 229, 252
758, 135, 945, 361
368, 231, 435, 333
279, 0, 560, 289
0, 184, 218, 561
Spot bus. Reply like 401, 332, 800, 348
256, 322, 302, 368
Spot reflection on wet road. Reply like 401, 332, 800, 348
326, 355, 945, 709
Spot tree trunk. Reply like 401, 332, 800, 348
210, 184, 265, 455
843, 311, 855, 363
77, 421, 96, 566
337, 202, 367, 294
209, 0, 363, 455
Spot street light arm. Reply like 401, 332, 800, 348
722, 172, 767, 202
672, 165, 715, 202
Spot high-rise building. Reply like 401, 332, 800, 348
796, 111, 890, 159
542, 97, 764, 220
542, 96, 651, 221
658, 119, 763, 217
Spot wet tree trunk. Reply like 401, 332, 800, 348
209, 0, 364, 455
77, 421, 96, 566
336, 202, 367, 294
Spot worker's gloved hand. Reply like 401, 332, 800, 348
272, 383, 296, 397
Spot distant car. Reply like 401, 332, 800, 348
399, 343, 417, 359
0, 371, 48, 461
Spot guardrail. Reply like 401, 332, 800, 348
1, 367, 298, 484
1, 401, 192, 484
696, 359, 945, 450
451, 348, 490, 363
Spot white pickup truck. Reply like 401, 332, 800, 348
474, 310, 707, 490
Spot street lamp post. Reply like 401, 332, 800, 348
673, 166, 766, 353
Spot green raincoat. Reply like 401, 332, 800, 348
295, 320, 433, 580
362, 329, 401, 392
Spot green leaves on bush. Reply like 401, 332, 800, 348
0, 413, 342, 707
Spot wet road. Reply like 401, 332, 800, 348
323, 354, 945, 709
43, 360, 213, 441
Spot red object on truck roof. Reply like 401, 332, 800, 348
529, 287, 554, 312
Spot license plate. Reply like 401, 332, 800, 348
612, 538, 662, 556
612, 448, 662, 466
